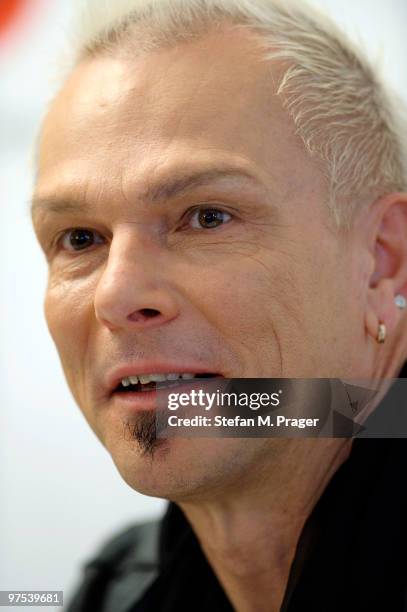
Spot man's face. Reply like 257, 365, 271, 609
32, 25, 368, 499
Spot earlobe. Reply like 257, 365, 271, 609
365, 278, 394, 342
365, 307, 380, 343
365, 281, 407, 344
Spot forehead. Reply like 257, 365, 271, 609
36, 24, 320, 202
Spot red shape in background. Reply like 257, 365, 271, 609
0, 0, 25, 36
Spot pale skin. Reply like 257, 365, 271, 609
31, 24, 407, 612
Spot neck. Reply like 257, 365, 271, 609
178, 438, 352, 612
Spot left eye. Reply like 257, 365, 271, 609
59, 228, 105, 252
189, 208, 232, 229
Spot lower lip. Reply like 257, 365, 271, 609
109, 378, 224, 412
111, 385, 176, 412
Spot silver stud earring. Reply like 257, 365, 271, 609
395, 294, 407, 310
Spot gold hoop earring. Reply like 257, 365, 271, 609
376, 322, 386, 344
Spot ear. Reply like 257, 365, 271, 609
365, 193, 407, 342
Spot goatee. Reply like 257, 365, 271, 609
122, 410, 165, 457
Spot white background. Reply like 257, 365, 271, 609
1, 1, 406, 610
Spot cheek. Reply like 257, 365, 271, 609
184, 248, 299, 374
186, 233, 352, 376
44, 276, 94, 396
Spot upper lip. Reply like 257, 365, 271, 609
105, 363, 220, 395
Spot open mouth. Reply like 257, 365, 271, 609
113, 373, 219, 394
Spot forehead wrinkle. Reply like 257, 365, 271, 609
31, 165, 271, 218
138, 167, 268, 204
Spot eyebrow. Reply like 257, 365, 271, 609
30, 167, 267, 216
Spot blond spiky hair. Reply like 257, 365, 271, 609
70, 0, 407, 226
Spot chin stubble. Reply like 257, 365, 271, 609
122, 410, 166, 458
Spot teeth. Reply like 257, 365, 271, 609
138, 374, 151, 384
120, 372, 197, 387
150, 374, 167, 382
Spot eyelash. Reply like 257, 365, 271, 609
55, 206, 233, 253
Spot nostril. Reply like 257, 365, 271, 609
126, 307, 163, 324
139, 308, 161, 318
126, 308, 161, 323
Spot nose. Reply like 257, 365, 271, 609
94, 229, 180, 331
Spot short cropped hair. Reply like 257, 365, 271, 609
69, 0, 407, 226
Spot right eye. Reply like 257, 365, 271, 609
59, 228, 105, 252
